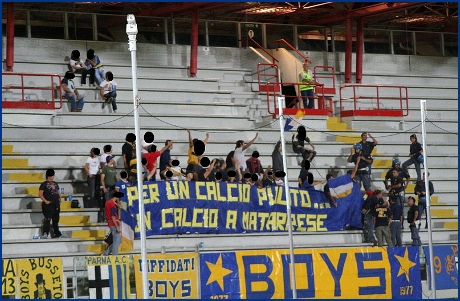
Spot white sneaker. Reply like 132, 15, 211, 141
42, 234, 49, 239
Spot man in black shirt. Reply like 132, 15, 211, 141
386, 168, 406, 227
414, 172, 434, 229
406, 196, 421, 246
347, 144, 373, 191
39, 169, 64, 238
374, 198, 393, 247
361, 189, 382, 246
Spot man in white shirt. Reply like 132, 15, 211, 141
233, 133, 258, 181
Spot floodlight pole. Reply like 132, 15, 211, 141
277, 96, 297, 299
126, 14, 149, 299
420, 99, 436, 298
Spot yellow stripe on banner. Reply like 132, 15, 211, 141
112, 265, 120, 299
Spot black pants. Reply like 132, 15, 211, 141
81, 68, 95, 85
42, 203, 62, 237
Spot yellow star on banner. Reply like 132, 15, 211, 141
205, 254, 233, 290
395, 247, 417, 282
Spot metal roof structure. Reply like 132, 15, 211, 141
6, 2, 458, 33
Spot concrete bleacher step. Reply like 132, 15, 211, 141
2, 224, 107, 240
2, 210, 98, 226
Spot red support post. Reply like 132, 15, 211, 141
356, 18, 364, 84
189, 9, 198, 78
345, 17, 353, 83
6, 3, 15, 72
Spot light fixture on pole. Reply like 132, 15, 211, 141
126, 14, 149, 299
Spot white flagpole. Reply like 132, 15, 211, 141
420, 99, 436, 298
277, 96, 297, 299
126, 14, 149, 299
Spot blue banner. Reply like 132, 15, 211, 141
423, 245, 458, 290
124, 175, 364, 237
199, 247, 422, 299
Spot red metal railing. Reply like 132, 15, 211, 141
313, 66, 336, 95
272, 38, 310, 63
257, 63, 280, 93
339, 84, 409, 117
265, 81, 327, 115
240, 36, 279, 65
2, 73, 62, 109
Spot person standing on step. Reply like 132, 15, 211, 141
347, 143, 373, 191
361, 189, 382, 246
186, 129, 209, 174
373, 198, 393, 247
85, 147, 101, 208
414, 172, 434, 229
100, 144, 114, 169
122, 133, 136, 172
233, 133, 258, 181
100, 71, 117, 113
386, 168, 406, 227
159, 140, 173, 180
389, 195, 403, 247
102, 191, 124, 256
402, 134, 423, 181
358, 132, 378, 178
61, 71, 85, 112
39, 168, 65, 238
246, 151, 264, 180
271, 140, 283, 173
101, 155, 118, 202
298, 60, 318, 109
406, 196, 422, 246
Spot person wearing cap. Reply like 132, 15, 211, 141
102, 191, 124, 256
389, 195, 403, 247
101, 155, 118, 202
85, 147, 101, 208
373, 197, 393, 247
347, 143, 373, 191
33, 273, 52, 299
246, 150, 264, 179
384, 158, 410, 194
39, 168, 65, 239
402, 134, 424, 181
406, 196, 422, 246
414, 172, 434, 229
61, 71, 85, 112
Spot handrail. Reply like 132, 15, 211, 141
313, 66, 336, 95
339, 84, 409, 117
240, 36, 279, 65
2, 72, 62, 109
272, 38, 310, 63
265, 81, 325, 115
